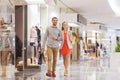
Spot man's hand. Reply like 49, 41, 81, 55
52, 36, 58, 40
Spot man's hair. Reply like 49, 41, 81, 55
52, 17, 58, 21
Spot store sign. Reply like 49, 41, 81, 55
99, 25, 107, 31
61, 13, 87, 26
77, 14, 87, 25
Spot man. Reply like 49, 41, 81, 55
42, 17, 62, 77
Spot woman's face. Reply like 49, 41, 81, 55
63, 22, 68, 30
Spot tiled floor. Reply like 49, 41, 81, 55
1, 54, 120, 80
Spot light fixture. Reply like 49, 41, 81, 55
68, 23, 79, 27
108, 0, 120, 16
25, 0, 45, 4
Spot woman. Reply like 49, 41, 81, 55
60, 21, 73, 76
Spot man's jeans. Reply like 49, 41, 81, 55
46, 47, 58, 72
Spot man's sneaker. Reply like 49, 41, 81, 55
46, 71, 52, 77
52, 72, 56, 77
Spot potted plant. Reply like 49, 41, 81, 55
115, 43, 120, 52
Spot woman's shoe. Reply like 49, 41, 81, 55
64, 73, 68, 76
64, 70, 68, 76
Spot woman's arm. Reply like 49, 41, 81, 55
68, 31, 72, 42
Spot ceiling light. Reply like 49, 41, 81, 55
68, 23, 79, 27
108, 0, 120, 16
25, 0, 45, 4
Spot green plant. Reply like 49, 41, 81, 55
115, 43, 120, 52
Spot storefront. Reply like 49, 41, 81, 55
1, 0, 59, 78
0, 0, 15, 78
14, 0, 88, 70
84, 24, 112, 58
15, 0, 61, 71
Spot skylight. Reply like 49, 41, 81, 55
108, 0, 120, 16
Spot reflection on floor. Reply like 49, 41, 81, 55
1, 55, 120, 80
0, 64, 15, 80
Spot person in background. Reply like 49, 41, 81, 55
0, 18, 4, 27
42, 17, 62, 77
1, 18, 4, 25
0, 18, 6, 29
60, 21, 73, 76
99, 44, 103, 58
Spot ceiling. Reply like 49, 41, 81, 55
1, 0, 120, 29
0, 0, 26, 6
60, 0, 120, 29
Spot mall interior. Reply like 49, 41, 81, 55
1, 0, 120, 80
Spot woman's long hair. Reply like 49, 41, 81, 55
62, 21, 67, 31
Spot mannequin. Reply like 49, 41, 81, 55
30, 26, 39, 64
30, 26, 38, 45
0, 30, 12, 77
35, 26, 41, 50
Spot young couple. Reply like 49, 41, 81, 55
42, 17, 73, 77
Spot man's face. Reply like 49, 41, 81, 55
52, 18, 58, 26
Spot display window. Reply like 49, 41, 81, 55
0, 0, 15, 77
83, 30, 110, 58
0, 19, 15, 78
25, 5, 47, 69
